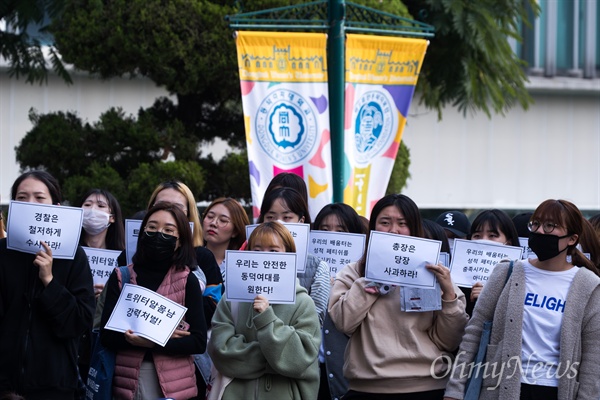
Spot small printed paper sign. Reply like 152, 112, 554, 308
126, 220, 193, 265
449, 239, 524, 287
82, 247, 121, 286
104, 284, 187, 347
125, 219, 142, 266
246, 223, 309, 272
6, 201, 83, 259
365, 231, 441, 288
309, 231, 366, 277
439, 252, 450, 267
518, 237, 535, 259
225, 250, 297, 304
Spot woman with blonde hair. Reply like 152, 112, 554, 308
202, 197, 250, 281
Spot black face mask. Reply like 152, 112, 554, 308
528, 231, 570, 261
139, 232, 177, 263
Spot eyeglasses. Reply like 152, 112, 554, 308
204, 212, 231, 227
527, 220, 561, 234
144, 226, 178, 239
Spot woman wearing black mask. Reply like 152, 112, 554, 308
445, 199, 600, 400
100, 203, 207, 400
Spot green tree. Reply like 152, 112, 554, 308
386, 142, 411, 195
402, 0, 537, 116
0, 0, 71, 84
15, 107, 207, 216
13, 0, 537, 206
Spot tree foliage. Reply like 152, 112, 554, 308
403, 0, 538, 116
0, 0, 71, 84
12, 0, 538, 209
386, 141, 411, 195
15, 107, 207, 216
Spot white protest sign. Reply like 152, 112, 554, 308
246, 223, 309, 272
309, 230, 366, 277
126, 219, 193, 265
518, 237, 535, 259
225, 250, 297, 304
365, 232, 441, 288
125, 219, 142, 265
439, 252, 450, 267
82, 247, 121, 286
449, 239, 524, 288
6, 201, 83, 259
105, 283, 187, 347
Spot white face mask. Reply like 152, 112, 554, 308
82, 208, 111, 236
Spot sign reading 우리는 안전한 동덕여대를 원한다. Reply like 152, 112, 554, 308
225, 250, 297, 304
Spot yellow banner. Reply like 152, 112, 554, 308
345, 34, 427, 86
343, 34, 428, 217
237, 31, 328, 83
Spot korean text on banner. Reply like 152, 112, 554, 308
343, 34, 428, 217
235, 31, 332, 220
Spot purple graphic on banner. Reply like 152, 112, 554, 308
249, 160, 261, 185
382, 85, 417, 117
310, 95, 328, 114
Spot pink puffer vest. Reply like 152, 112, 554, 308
112, 265, 197, 400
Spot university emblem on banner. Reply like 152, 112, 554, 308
353, 90, 394, 164
256, 89, 318, 165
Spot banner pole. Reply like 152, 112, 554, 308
328, 0, 346, 203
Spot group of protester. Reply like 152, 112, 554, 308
1, 170, 600, 400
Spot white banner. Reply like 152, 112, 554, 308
309, 230, 366, 277
104, 283, 187, 347
449, 239, 524, 287
225, 250, 297, 304
82, 247, 121, 286
365, 231, 441, 288
6, 201, 83, 259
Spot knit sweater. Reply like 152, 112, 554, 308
208, 282, 321, 400
444, 260, 600, 400
328, 262, 469, 394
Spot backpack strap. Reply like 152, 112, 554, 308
118, 265, 131, 289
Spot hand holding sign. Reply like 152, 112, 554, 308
124, 329, 156, 348
33, 241, 53, 286
425, 262, 455, 301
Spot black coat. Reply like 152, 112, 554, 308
0, 239, 95, 399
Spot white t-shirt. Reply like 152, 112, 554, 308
520, 259, 577, 386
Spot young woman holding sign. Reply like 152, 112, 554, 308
313, 203, 368, 400
78, 188, 126, 297
328, 194, 468, 400
465, 209, 520, 316
444, 200, 600, 400
258, 186, 330, 325
208, 221, 321, 400
100, 202, 206, 400
0, 170, 95, 399
76, 188, 126, 384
